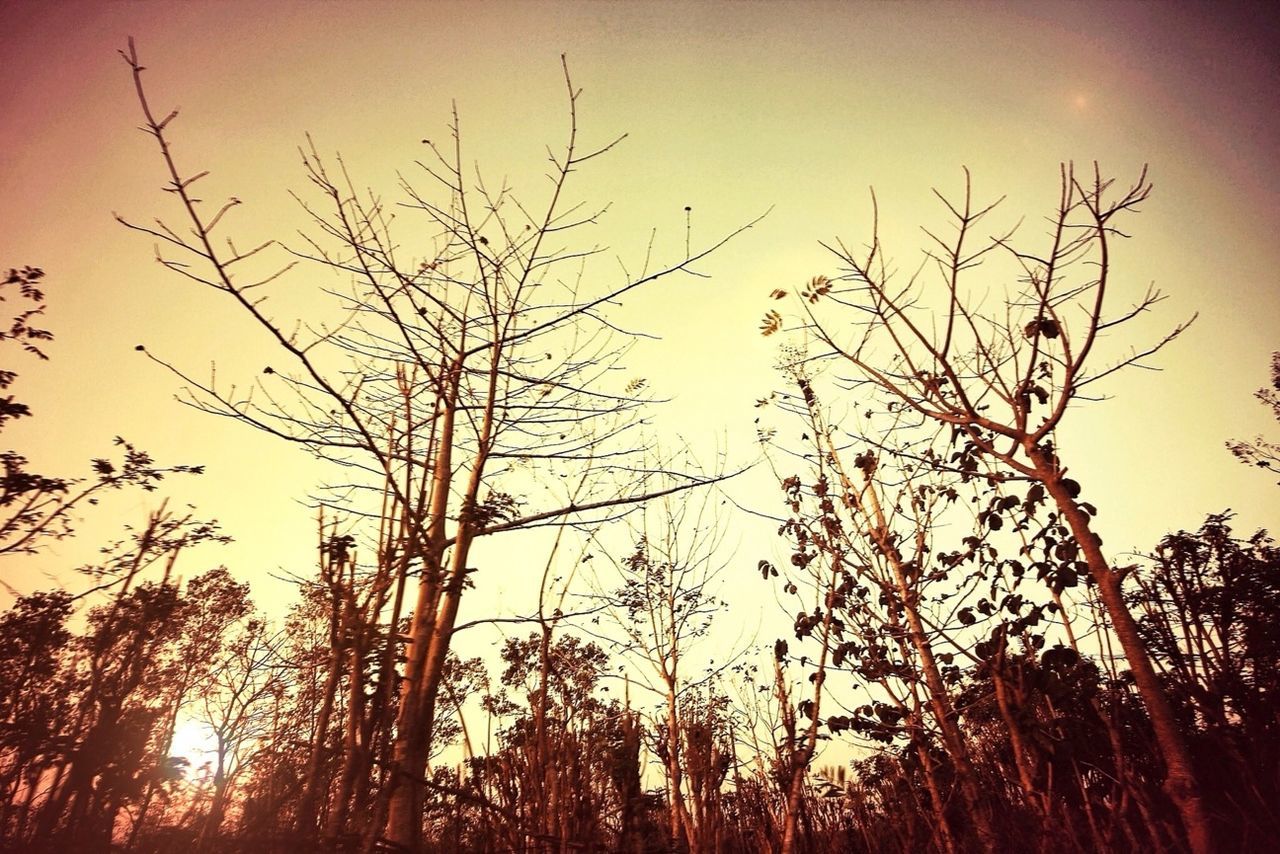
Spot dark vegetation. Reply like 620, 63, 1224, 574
1, 45, 1277, 853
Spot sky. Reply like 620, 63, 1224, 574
2, 0, 1278, 652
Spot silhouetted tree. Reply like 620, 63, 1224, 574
762, 363, 1008, 853
604, 490, 730, 852
0, 590, 73, 839
195, 618, 286, 848
125, 567, 251, 847
117, 42, 751, 852
1131, 513, 1280, 848
1228, 352, 1280, 484
0, 267, 201, 564
767, 165, 1211, 853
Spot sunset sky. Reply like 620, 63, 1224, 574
2, 0, 1277, 638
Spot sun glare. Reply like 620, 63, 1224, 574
168, 719, 218, 766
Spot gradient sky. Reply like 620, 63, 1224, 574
2, 0, 1278, 637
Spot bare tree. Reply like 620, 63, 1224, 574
767, 164, 1210, 852
599, 488, 732, 852
195, 618, 286, 849
118, 41, 753, 851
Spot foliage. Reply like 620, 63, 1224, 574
1227, 351, 1280, 484
0, 267, 204, 562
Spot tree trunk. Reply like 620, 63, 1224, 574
863, 472, 998, 853
381, 573, 439, 851
1031, 446, 1214, 854
381, 395, 459, 853
199, 747, 231, 852
915, 733, 959, 854
326, 640, 369, 844
383, 532, 473, 851
353, 547, 409, 842
895, 574, 997, 852
663, 678, 695, 852
296, 636, 343, 836
990, 635, 1045, 818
